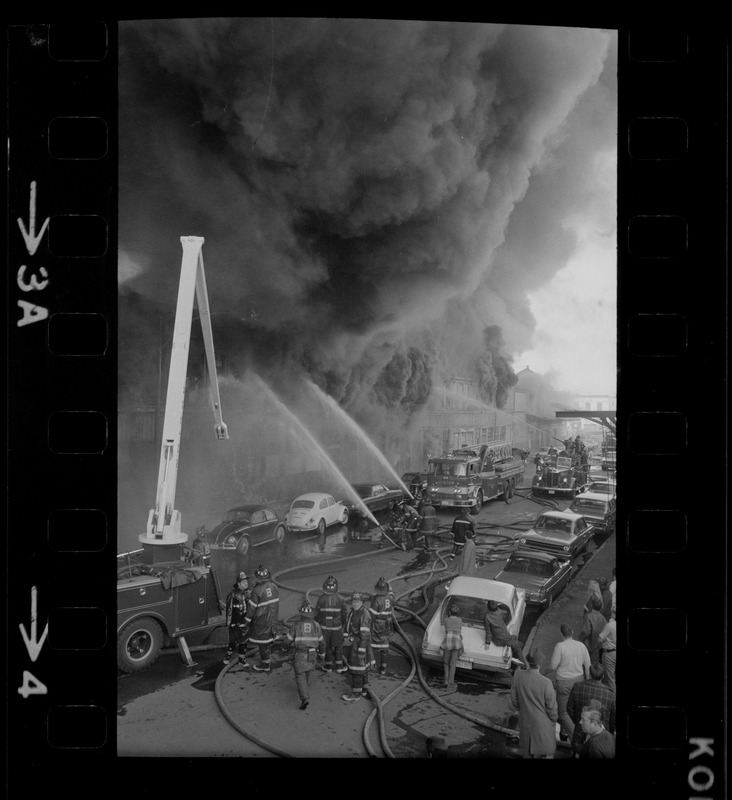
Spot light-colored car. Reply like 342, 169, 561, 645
518, 509, 595, 559
495, 550, 573, 607
568, 491, 616, 534
587, 477, 616, 496
421, 577, 526, 676
285, 493, 349, 535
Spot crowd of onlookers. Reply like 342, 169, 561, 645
508, 567, 617, 758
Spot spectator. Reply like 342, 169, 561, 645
549, 623, 591, 741
583, 580, 603, 615
598, 577, 614, 621
579, 596, 607, 664
484, 600, 528, 668
575, 701, 616, 758
567, 663, 616, 753
598, 608, 617, 692
509, 648, 558, 759
440, 604, 464, 688
458, 528, 477, 576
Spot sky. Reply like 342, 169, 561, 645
118, 19, 618, 422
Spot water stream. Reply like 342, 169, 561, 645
251, 374, 380, 526
304, 379, 413, 498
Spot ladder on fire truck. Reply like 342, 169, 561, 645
140, 236, 229, 552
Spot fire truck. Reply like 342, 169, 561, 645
531, 452, 590, 499
117, 236, 229, 673
425, 441, 526, 512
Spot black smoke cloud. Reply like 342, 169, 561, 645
119, 19, 616, 428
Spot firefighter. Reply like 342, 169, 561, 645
403, 500, 420, 551
342, 592, 372, 701
191, 525, 211, 567
369, 577, 395, 676
389, 500, 407, 550
244, 564, 280, 672
223, 571, 250, 665
409, 474, 423, 502
449, 507, 475, 561
285, 598, 325, 710
315, 575, 349, 673
419, 497, 438, 552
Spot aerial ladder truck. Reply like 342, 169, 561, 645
117, 236, 229, 672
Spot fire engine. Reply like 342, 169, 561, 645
117, 236, 229, 673
531, 452, 590, 498
425, 441, 526, 512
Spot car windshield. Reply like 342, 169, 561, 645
223, 510, 251, 523
291, 500, 315, 510
506, 557, 554, 577
536, 516, 573, 534
443, 595, 489, 627
571, 500, 607, 513
429, 462, 467, 477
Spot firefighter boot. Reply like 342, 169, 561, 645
379, 653, 387, 676
252, 660, 271, 673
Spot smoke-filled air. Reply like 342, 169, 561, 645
118, 19, 617, 547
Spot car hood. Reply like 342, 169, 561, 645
211, 520, 247, 543
525, 528, 576, 544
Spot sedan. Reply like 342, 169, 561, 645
568, 491, 616, 534
285, 493, 349, 535
421, 577, 526, 676
518, 510, 595, 559
343, 483, 405, 515
209, 504, 286, 557
495, 550, 572, 607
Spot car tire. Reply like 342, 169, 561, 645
317, 518, 326, 536
545, 591, 554, 608
340, 508, 349, 525
236, 535, 250, 556
117, 617, 164, 673
274, 524, 286, 544
474, 491, 483, 514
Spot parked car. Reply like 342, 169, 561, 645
285, 493, 349, 535
421, 577, 526, 677
209, 504, 286, 557
587, 477, 616, 496
518, 510, 595, 559
343, 483, 404, 515
568, 491, 617, 534
601, 451, 617, 471
494, 550, 572, 608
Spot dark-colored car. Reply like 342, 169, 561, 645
494, 550, 572, 607
568, 492, 617, 534
209, 504, 286, 556
518, 510, 595, 559
344, 483, 405, 515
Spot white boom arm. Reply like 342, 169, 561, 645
140, 236, 229, 546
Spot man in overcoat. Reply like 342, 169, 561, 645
509, 648, 558, 758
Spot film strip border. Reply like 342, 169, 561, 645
617, 29, 726, 795
7, 22, 117, 765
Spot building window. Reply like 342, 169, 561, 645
585, 402, 591, 410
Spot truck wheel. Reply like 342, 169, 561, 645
117, 618, 163, 673
504, 482, 511, 504
236, 535, 251, 556
274, 524, 286, 544
473, 491, 483, 513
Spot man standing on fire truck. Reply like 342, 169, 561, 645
315, 575, 349, 673
244, 565, 280, 673
369, 577, 396, 676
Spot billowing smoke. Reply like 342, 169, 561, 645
119, 19, 615, 421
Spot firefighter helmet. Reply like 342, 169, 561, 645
254, 565, 271, 581
237, 571, 248, 582
374, 577, 389, 594
351, 592, 364, 603
323, 575, 338, 593
195, 525, 208, 538
299, 599, 315, 616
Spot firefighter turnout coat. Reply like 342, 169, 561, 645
286, 616, 325, 671
245, 579, 280, 645
315, 592, 348, 643
345, 606, 372, 674
369, 591, 395, 651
